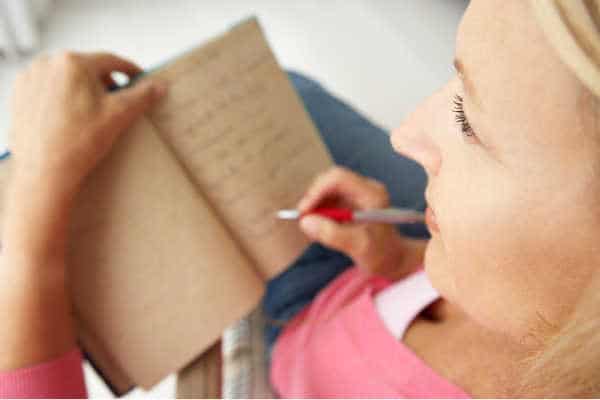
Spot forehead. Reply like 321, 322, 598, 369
455, 0, 588, 151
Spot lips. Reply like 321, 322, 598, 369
425, 206, 440, 233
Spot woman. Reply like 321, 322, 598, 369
1, 0, 598, 397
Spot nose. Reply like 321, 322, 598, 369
390, 83, 450, 177
391, 114, 441, 178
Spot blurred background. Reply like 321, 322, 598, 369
0, 0, 467, 397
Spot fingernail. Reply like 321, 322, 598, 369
300, 215, 322, 236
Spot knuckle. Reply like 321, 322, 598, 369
330, 166, 349, 180
318, 167, 349, 190
365, 176, 383, 189
371, 179, 385, 192
55, 51, 81, 70
367, 180, 389, 205
318, 167, 336, 182
374, 183, 389, 200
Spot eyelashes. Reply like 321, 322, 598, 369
452, 94, 476, 138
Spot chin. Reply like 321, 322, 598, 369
423, 241, 529, 342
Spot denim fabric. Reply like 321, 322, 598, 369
262, 71, 429, 351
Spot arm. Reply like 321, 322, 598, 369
0, 179, 77, 372
0, 52, 166, 397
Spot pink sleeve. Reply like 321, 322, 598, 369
0, 348, 87, 399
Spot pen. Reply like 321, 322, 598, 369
276, 207, 424, 224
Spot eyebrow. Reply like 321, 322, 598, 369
453, 58, 483, 110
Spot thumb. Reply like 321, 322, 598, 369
103, 80, 167, 131
300, 215, 368, 257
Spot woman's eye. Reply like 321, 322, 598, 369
452, 94, 477, 139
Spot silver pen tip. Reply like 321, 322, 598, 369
277, 209, 301, 219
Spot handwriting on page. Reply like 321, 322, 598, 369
149, 19, 333, 278
153, 56, 295, 234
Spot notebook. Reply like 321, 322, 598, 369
0, 17, 332, 395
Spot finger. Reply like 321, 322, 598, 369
103, 79, 167, 132
298, 168, 353, 211
84, 52, 143, 81
298, 167, 388, 212
299, 215, 370, 257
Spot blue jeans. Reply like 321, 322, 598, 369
262, 71, 429, 352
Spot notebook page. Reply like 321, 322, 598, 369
67, 118, 263, 390
149, 19, 333, 279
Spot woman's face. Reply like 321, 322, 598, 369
392, 0, 600, 343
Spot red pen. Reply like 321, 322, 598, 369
276, 207, 424, 224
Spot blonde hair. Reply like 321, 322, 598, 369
531, 0, 600, 97
519, 277, 600, 397
521, 0, 600, 396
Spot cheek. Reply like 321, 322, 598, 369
425, 151, 540, 335
425, 152, 596, 339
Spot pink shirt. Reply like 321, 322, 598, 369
0, 266, 469, 398
0, 348, 86, 399
270, 266, 470, 398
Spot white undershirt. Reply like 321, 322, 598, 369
373, 270, 440, 340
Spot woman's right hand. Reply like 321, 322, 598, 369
8, 51, 166, 205
297, 167, 426, 280
0, 52, 166, 371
